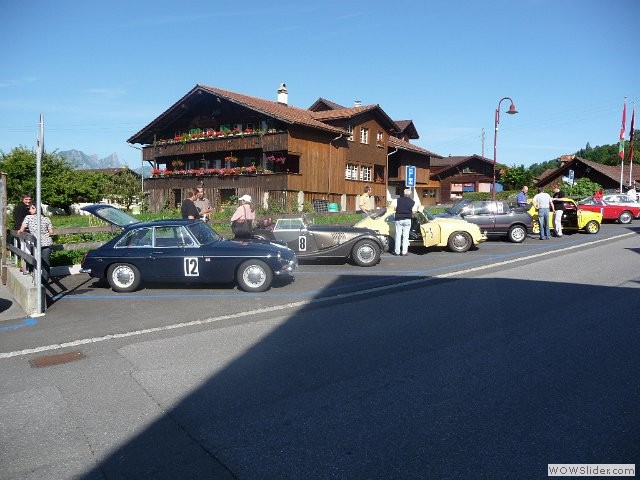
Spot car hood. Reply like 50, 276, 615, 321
81, 204, 140, 228
307, 225, 380, 235
432, 215, 476, 225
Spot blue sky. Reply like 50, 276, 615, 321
1, 0, 638, 169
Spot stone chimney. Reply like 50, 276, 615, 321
277, 83, 288, 105
354, 100, 362, 107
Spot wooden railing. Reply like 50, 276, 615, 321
6, 225, 116, 279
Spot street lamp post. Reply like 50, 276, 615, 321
492, 97, 518, 200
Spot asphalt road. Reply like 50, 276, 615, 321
0, 224, 638, 479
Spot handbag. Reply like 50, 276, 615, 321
231, 205, 253, 237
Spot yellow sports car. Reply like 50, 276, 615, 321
528, 198, 602, 235
355, 207, 487, 253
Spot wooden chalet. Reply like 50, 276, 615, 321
430, 155, 496, 203
535, 155, 640, 191
128, 84, 441, 212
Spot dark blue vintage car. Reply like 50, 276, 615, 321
80, 205, 297, 293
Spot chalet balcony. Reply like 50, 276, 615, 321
142, 130, 289, 162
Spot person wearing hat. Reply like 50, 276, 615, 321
230, 194, 256, 238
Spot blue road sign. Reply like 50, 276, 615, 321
405, 165, 416, 187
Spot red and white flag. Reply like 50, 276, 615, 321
618, 99, 627, 160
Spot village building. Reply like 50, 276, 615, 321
128, 84, 442, 212
534, 155, 640, 192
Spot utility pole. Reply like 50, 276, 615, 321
481, 128, 485, 158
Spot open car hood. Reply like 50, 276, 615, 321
81, 204, 140, 228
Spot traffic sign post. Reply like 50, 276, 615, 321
405, 165, 416, 188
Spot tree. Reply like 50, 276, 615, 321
105, 167, 141, 209
499, 164, 533, 190
528, 159, 561, 179
0, 146, 110, 212
562, 177, 601, 198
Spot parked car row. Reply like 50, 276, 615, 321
80, 197, 609, 293
578, 197, 640, 224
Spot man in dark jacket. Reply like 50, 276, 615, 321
181, 189, 200, 220
14, 193, 32, 230
394, 188, 416, 256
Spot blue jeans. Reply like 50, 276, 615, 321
394, 219, 412, 254
538, 208, 550, 239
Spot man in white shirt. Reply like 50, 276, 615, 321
532, 187, 555, 240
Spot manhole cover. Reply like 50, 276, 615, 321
29, 350, 86, 368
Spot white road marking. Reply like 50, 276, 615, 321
1, 232, 633, 360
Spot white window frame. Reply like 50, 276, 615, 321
345, 163, 358, 180
359, 165, 372, 182
360, 127, 369, 144
347, 125, 354, 141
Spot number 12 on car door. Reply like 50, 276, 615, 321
183, 257, 199, 276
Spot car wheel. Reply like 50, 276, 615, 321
237, 259, 273, 292
532, 220, 540, 235
585, 220, 600, 234
618, 211, 633, 224
508, 224, 527, 243
351, 239, 381, 267
107, 263, 141, 293
448, 231, 472, 253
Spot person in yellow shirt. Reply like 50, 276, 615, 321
359, 186, 373, 218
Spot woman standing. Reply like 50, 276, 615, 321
18, 204, 54, 281
230, 194, 256, 238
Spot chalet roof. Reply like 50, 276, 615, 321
430, 155, 488, 168
128, 85, 347, 145
198, 85, 347, 134
310, 104, 400, 132
388, 136, 442, 158
536, 155, 640, 186
429, 155, 493, 177
308, 98, 346, 112
393, 120, 419, 140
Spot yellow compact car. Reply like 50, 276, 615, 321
355, 207, 487, 253
528, 198, 602, 235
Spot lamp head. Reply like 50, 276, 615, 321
506, 103, 518, 115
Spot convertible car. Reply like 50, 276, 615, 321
355, 207, 487, 253
578, 197, 640, 224
252, 215, 388, 266
79, 204, 297, 293
436, 199, 533, 243
529, 198, 602, 235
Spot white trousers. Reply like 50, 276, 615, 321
554, 210, 563, 235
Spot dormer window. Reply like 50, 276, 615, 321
347, 125, 354, 141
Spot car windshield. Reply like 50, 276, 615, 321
420, 208, 436, 221
368, 208, 389, 220
187, 222, 223, 244
447, 200, 472, 215
89, 205, 139, 227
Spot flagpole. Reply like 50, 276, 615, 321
35, 114, 44, 315
629, 103, 635, 187
619, 97, 627, 192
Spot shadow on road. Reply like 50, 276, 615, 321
77, 271, 640, 479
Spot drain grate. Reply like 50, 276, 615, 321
29, 350, 86, 368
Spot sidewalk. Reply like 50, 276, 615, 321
0, 279, 28, 322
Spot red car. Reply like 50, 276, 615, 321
578, 197, 640, 224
